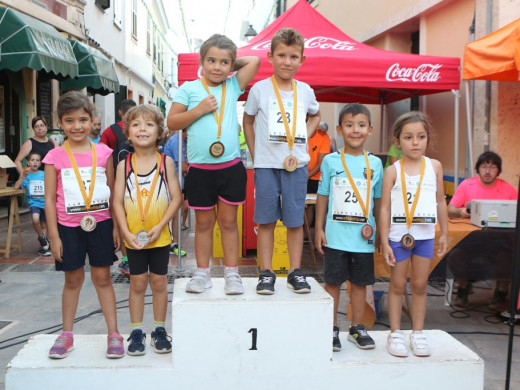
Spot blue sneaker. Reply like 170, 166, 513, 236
151, 326, 172, 354
127, 329, 146, 356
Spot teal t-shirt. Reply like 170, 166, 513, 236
21, 170, 45, 209
173, 75, 244, 164
318, 150, 383, 253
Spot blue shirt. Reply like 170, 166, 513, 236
21, 170, 45, 209
88, 134, 101, 144
164, 132, 187, 189
318, 151, 383, 253
173, 75, 243, 164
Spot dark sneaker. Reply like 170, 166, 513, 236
454, 286, 469, 307
118, 260, 130, 277
489, 289, 508, 311
151, 326, 172, 354
38, 248, 52, 257
286, 269, 311, 294
38, 234, 49, 250
333, 326, 342, 352
256, 269, 276, 295
49, 333, 74, 359
348, 324, 375, 350
127, 329, 146, 356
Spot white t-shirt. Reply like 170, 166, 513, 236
389, 157, 437, 241
244, 78, 319, 169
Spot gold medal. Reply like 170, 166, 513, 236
80, 214, 97, 232
132, 153, 161, 246
209, 141, 225, 157
361, 224, 373, 240
340, 149, 373, 240
399, 157, 425, 248
271, 76, 299, 169
136, 230, 150, 247
64, 141, 97, 231
400, 233, 416, 250
283, 154, 298, 172
200, 78, 226, 158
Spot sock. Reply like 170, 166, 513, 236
225, 266, 238, 271
62, 331, 73, 337
198, 267, 210, 275
154, 320, 165, 329
122, 256, 128, 264
131, 322, 143, 331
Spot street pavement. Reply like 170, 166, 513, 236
0, 211, 519, 389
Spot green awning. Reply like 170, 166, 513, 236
0, 6, 78, 80
61, 39, 119, 96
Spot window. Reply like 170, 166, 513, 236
113, 0, 122, 28
146, 17, 151, 54
131, 0, 137, 39
153, 25, 157, 64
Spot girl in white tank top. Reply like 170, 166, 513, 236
379, 112, 448, 358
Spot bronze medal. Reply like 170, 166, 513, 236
400, 233, 416, 250
136, 230, 150, 247
209, 141, 225, 157
283, 155, 298, 172
80, 214, 97, 232
361, 224, 373, 240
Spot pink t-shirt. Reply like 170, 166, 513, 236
450, 176, 518, 207
43, 143, 113, 227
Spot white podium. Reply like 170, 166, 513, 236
6, 278, 484, 390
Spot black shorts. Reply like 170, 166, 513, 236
57, 219, 115, 272
323, 247, 375, 286
185, 160, 246, 208
126, 245, 170, 275
307, 179, 319, 194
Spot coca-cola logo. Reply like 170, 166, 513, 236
386, 63, 442, 82
250, 36, 357, 51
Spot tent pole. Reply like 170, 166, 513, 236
379, 101, 385, 153
453, 89, 460, 192
464, 80, 474, 175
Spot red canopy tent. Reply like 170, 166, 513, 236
177, 0, 460, 105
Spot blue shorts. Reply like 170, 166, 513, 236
29, 206, 46, 222
254, 167, 307, 228
57, 219, 115, 272
389, 238, 434, 262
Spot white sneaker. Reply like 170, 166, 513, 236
410, 331, 431, 357
185, 269, 212, 293
224, 269, 244, 295
387, 330, 409, 357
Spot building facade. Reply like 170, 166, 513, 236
288, 0, 520, 190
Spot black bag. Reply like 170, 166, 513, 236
111, 123, 134, 171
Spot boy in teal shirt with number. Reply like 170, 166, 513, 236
15, 152, 50, 256
315, 103, 383, 352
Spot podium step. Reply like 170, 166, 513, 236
6, 278, 484, 389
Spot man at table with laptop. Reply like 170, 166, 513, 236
448, 151, 518, 308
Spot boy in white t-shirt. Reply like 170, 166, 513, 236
243, 28, 320, 294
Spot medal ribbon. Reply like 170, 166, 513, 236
270, 76, 298, 152
132, 152, 162, 226
200, 78, 226, 140
400, 157, 426, 229
340, 149, 371, 221
64, 141, 96, 211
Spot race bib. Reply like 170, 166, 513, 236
391, 179, 437, 224
29, 180, 44, 198
61, 167, 110, 214
268, 97, 307, 144
331, 177, 369, 223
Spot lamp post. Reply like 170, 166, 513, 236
244, 24, 257, 41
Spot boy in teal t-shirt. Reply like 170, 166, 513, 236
315, 103, 383, 352
14, 152, 50, 256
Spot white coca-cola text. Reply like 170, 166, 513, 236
386, 63, 442, 82
250, 36, 357, 51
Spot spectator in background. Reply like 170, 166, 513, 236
384, 143, 403, 170
448, 151, 517, 309
89, 115, 102, 143
14, 116, 58, 174
306, 121, 330, 226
